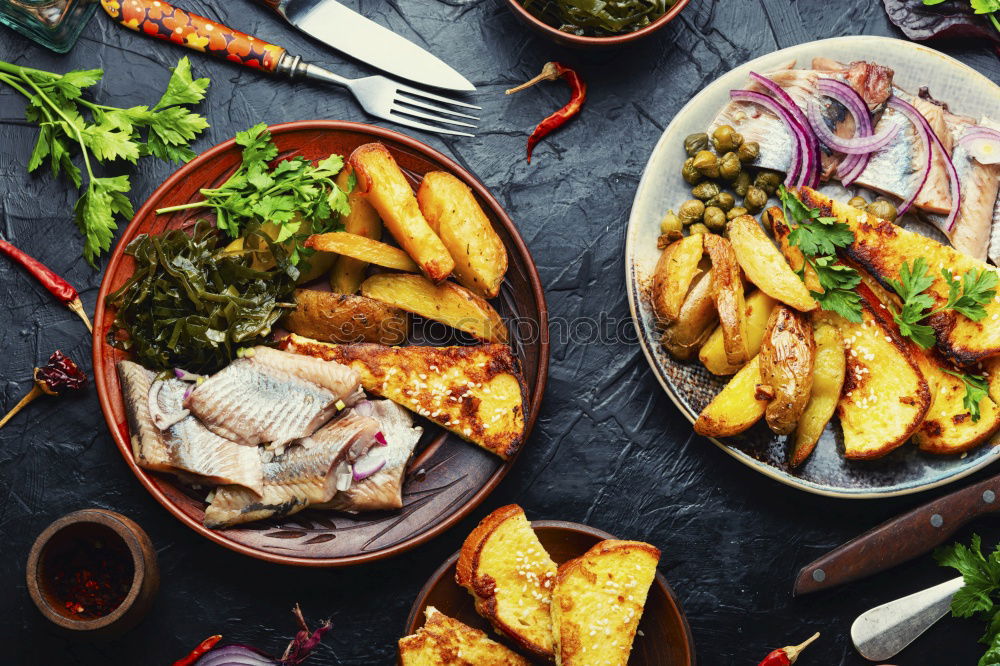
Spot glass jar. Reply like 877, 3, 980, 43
0, 0, 97, 53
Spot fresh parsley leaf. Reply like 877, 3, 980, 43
942, 369, 990, 423
972, 0, 1000, 14
153, 56, 209, 110
887, 258, 938, 348
941, 268, 999, 322
788, 218, 854, 256
937, 534, 1000, 617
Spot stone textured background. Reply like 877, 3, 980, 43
1, 1, 998, 664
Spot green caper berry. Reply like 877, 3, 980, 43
707, 192, 735, 212
660, 210, 683, 235
737, 141, 760, 164
865, 199, 898, 223
692, 181, 720, 201
848, 196, 867, 209
743, 186, 768, 213
703, 206, 726, 232
733, 172, 752, 197
683, 133, 710, 157
726, 206, 748, 221
681, 158, 702, 185
692, 150, 720, 179
711, 125, 743, 153
688, 223, 711, 236
753, 171, 782, 195
677, 199, 705, 224
719, 152, 742, 181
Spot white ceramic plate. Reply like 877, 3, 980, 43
626, 36, 1000, 498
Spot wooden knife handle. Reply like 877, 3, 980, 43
794, 474, 1000, 596
100, 0, 286, 73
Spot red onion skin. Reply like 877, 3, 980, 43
817, 78, 875, 186
806, 100, 899, 154
729, 88, 807, 185
748, 72, 820, 187
194, 645, 276, 666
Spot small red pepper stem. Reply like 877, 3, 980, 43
0, 238, 91, 330
759, 632, 820, 666
0, 384, 43, 431
506, 62, 586, 164
173, 634, 223, 666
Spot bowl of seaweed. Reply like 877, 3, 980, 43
507, 0, 690, 47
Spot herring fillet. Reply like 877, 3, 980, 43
185, 346, 361, 447
117, 361, 263, 494
204, 410, 380, 528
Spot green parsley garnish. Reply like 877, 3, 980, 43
942, 369, 991, 423
936, 534, 1000, 665
0, 57, 210, 266
155, 122, 351, 266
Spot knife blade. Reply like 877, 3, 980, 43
793, 472, 1000, 596
260, 0, 475, 92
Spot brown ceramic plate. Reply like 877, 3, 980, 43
93, 121, 548, 566
505, 0, 690, 48
403, 520, 695, 665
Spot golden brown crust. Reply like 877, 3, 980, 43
281, 290, 407, 345
703, 234, 749, 365
398, 606, 531, 666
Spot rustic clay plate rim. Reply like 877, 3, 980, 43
625, 36, 1000, 499
403, 519, 695, 665
92, 120, 550, 566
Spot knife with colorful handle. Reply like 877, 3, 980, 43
793, 472, 1000, 596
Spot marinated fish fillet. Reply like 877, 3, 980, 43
203, 410, 380, 528
319, 400, 424, 512
117, 361, 263, 494
947, 123, 1000, 261
185, 346, 361, 448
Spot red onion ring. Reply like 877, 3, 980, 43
748, 72, 820, 187
817, 78, 876, 186
194, 645, 276, 666
729, 88, 804, 185
958, 127, 1000, 165
806, 100, 899, 154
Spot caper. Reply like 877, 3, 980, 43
660, 210, 683, 235
743, 186, 768, 214
683, 132, 710, 157
719, 152, 742, 181
865, 199, 898, 223
848, 196, 867, 209
711, 125, 743, 153
692, 150, 720, 178
707, 192, 735, 212
688, 223, 711, 236
681, 158, 702, 185
692, 181, 720, 201
754, 170, 782, 195
726, 206, 748, 221
737, 141, 760, 164
733, 171, 752, 197
703, 206, 726, 232
677, 199, 705, 225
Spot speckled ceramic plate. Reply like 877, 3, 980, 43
626, 36, 1000, 498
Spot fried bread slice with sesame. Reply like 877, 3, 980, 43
398, 606, 530, 666
456, 504, 558, 660
551, 539, 660, 666
279, 334, 527, 459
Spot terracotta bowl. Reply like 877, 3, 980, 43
404, 520, 695, 665
93, 121, 548, 566
505, 0, 690, 48
26, 509, 159, 637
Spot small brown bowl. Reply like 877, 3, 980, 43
505, 0, 690, 48
404, 520, 695, 664
26, 509, 159, 637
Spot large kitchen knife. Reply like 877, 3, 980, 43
257, 0, 476, 91
793, 472, 1000, 596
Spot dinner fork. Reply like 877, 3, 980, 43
99, 0, 479, 137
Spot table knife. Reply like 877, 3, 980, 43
256, 0, 475, 91
793, 472, 1000, 596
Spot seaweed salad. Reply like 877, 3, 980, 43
520, 0, 676, 36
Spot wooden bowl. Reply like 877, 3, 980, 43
505, 0, 690, 48
26, 509, 159, 637
404, 520, 695, 664
93, 121, 549, 567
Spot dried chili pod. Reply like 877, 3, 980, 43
757, 632, 820, 666
0, 350, 87, 430
506, 62, 587, 163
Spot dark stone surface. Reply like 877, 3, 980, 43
0, 1, 998, 664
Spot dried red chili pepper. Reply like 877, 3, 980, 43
0, 350, 87, 431
173, 635, 223, 666
506, 62, 587, 164
280, 603, 332, 665
0, 238, 92, 331
48, 530, 133, 620
758, 632, 820, 665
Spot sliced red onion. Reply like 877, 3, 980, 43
352, 399, 373, 417
888, 96, 961, 231
334, 461, 353, 492
195, 645, 276, 666
352, 452, 387, 481
818, 78, 876, 186
730, 88, 804, 185
374, 431, 387, 446
747, 72, 819, 187
173, 368, 204, 382
806, 100, 899, 154
958, 127, 1000, 165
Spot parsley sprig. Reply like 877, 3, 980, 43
0, 57, 210, 266
155, 123, 351, 266
942, 369, 991, 423
936, 535, 1000, 666
777, 186, 862, 322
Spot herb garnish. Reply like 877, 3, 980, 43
777, 186, 862, 322
942, 369, 991, 423
924, 0, 1000, 34
936, 535, 1000, 665
0, 57, 210, 266
155, 123, 350, 266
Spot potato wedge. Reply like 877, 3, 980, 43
699, 290, 778, 375
281, 289, 407, 345
361, 273, 507, 343
762, 206, 820, 292
306, 231, 419, 273
417, 171, 508, 299
790, 319, 845, 467
727, 214, 817, 312
694, 355, 768, 437
703, 234, 749, 365
330, 169, 382, 294
651, 234, 704, 325
759, 305, 815, 435
661, 269, 717, 361
913, 352, 1000, 454
349, 143, 454, 281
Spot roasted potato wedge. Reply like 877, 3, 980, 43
417, 171, 507, 299
790, 319, 845, 467
661, 269, 717, 361
759, 305, 815, 435
727, 214, 817, 312
703, 234, 749, 365
349, 143, 454, 282
694, 355, 768, 437
329, 169, 382, 294
361, 273, 507, 343
281, 289, 407, 345
699, 290, 778, 375
651, 233, 704, 325
305, 231, 419, 273
913, 351, 1000, 454
763, 206, 820, 292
